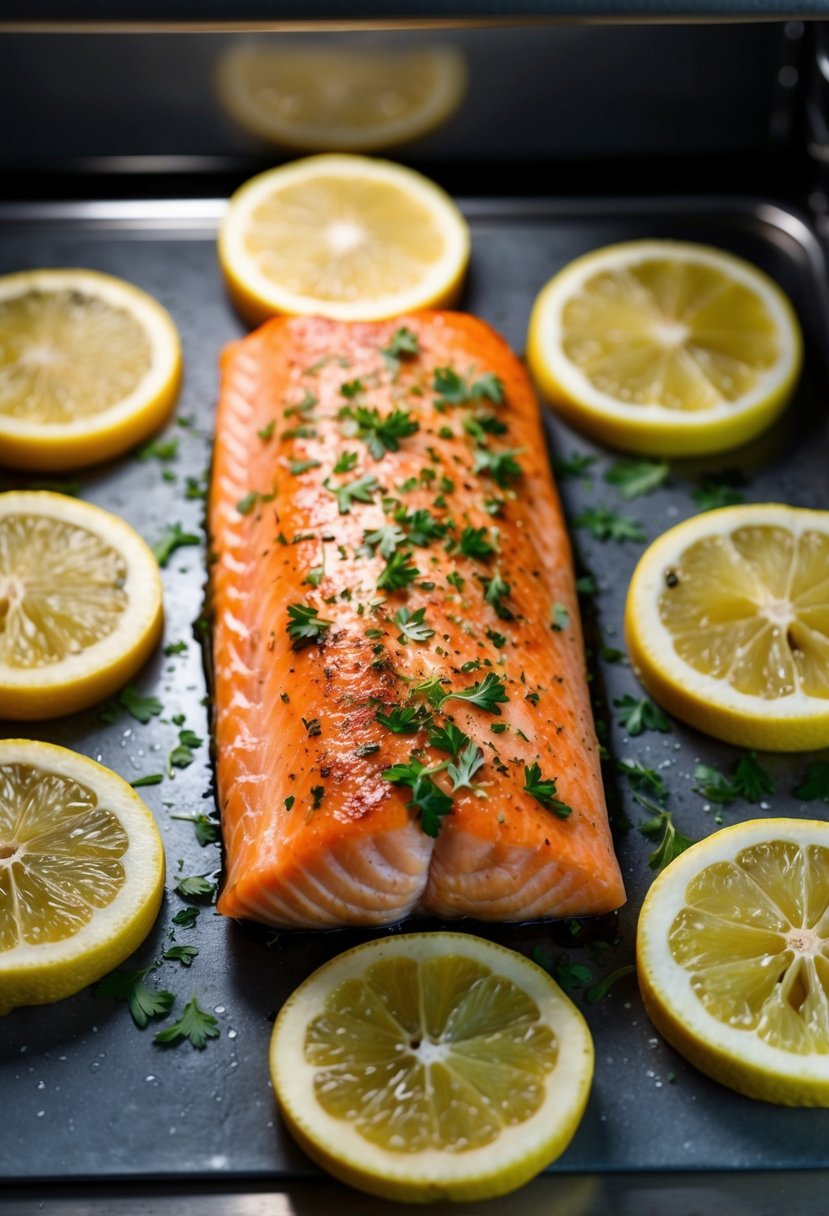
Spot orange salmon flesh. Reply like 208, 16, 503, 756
209, 312, 625, 928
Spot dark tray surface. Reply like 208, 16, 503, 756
0, 194, 828, 1185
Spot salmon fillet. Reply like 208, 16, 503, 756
210, 311, 625, 928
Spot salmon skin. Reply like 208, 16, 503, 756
210, 312, 625, 928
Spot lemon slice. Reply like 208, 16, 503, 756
0, 492, 163, 721
527, 240, 802, 457
270, 932, 593, 1203
0, 738, 164, 1015
217, 43, 466, 153
625, 504, 829, 751
0, 269, 181, 472
218, 154, 470, 325
638, 818, 829, 1106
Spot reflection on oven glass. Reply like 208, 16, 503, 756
215, 38, 467, 154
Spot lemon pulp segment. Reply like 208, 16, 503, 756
270, 932, 593, 1202
638, 820, 829, 1105
0, 513, 127, 668
0, 762, 128, 951
560, 258, 780, 411
625, 505, 829, 749
0, 269, 181, 472
307, 954, 558, 1152
219, 155, 470, 324
0, 739, 165, 1015
659, 524, 829, 700
245, 175, 447, 304
217, 45, 466, 151
528, 241, 802, 457
0, 288, 152, 423
0, 492, 163, 720
668, 840, 829, 1054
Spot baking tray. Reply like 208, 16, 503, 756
1, 193, 828, 1199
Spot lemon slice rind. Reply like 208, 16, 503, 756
625, 504, 829, 751
216, 44, 467, 153
270, 932, 593, 1203
637, 818, 829, 1106
0, 492, 163, 721
218, 154, 470, 325
0, 269, 181, 472
0, 738, 165, 1015
528, 240, 802, 457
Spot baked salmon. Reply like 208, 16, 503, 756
210, 311, 625, 928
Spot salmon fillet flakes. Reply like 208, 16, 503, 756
209, 311, 625, 928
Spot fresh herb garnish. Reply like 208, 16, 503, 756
639, 809, 694, 871
284, 390, 318, 417
340, 378, 365, 399
175, 873, 216, 900
693, 752, 775, 804
119, 686, 163, 724
167, 729, 203, 777
605, 459, 670, 500
396, 507, 449, 546
381, 326, 420, 375
394, 606, 435, 644
363, 523, 406, 558
236, 489, 274, 515
375, 704, 432, 734
486, 627, 507, 649
171, 906, 200, 928
310, 785, 325, 811
290, 458, 322, 476
442, 672, 509, 715
382, 757, 453, 837
523, 761, 572, 817
481, 570, 513, 620
692, 472, 746, 512
427, 722, 470, 757
446, 741, 485, 792
551, 603, 570, 631
154, 994, 220, 1050
342, 405, 419, 460
94, 969, 174, 1028
619, 759, 669, 803
795, 761, 829, 803
131, 773, 163, 788
164, 640, 188, 656
324, 473, 380, 514
575, 506, 645, 543
473, 447, 524, 488
256, 419, 275, 441
377, 549, 420, 592
614, 694, 671, 736
153, 523, 201, 567
286, 603, 333, 649
432, 367, 504, 408
136, 437, 178, 463
585, 964, 637, 1005
333, 451, 359, 474
554, 452, 597, 481
162, 946, 199, 968
459, 526, 496, 561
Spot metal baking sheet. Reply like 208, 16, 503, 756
1, 193, 829, 1189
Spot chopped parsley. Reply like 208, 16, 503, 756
458, 526, 496, 561
523, 762, 572, 818
693, 752, 774, 804
427, 722, 470, 757
174, 873, 216, 900
795, 761, 829, 803
473, 446, 524, 488
164, 640, 188, 656
236, 489, 274, 515
442, 672, 509, 715
574, 506, 645, 543
152, 522, 201, 567
284, 390, 318, 417
375, 705, 432, 734
162, 946, 199, 968
377, 549, 420, 591
432, 367, 505, 409
324, 473, 380, 514
171, 905, 200, 928
333, 450, 359, 474
340, 378, 365, 399
554, 452, 597, 481
614, 694, 672, 736
639, 809, 694, 872
342, 405, 419, 460
363, 523, 406, 558
170, 813, 219, 846
119, 686, 163, 724
290, 458, 322, 475
131, 773, 163, 788
286, 603, 333, 649
167, 728, 203, 776
256, 419, 275, 441
482, 570, 513, 620
302, 717, 322, 737
394, 606, 435, 644
154, 994, 220, 1050
136, 437, 178, 463
605, 458, 670, 500
381, 326, 420, 375
618, 759, 668, 804
310, 785, 325, 811
446, 741, 485, 792
397, 508, 449, 546
94, 968, 174, 1028
486, 627, 507, 649
551, 603, 570, 631
382, 758, 453, 837
692, 472, 746, 512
